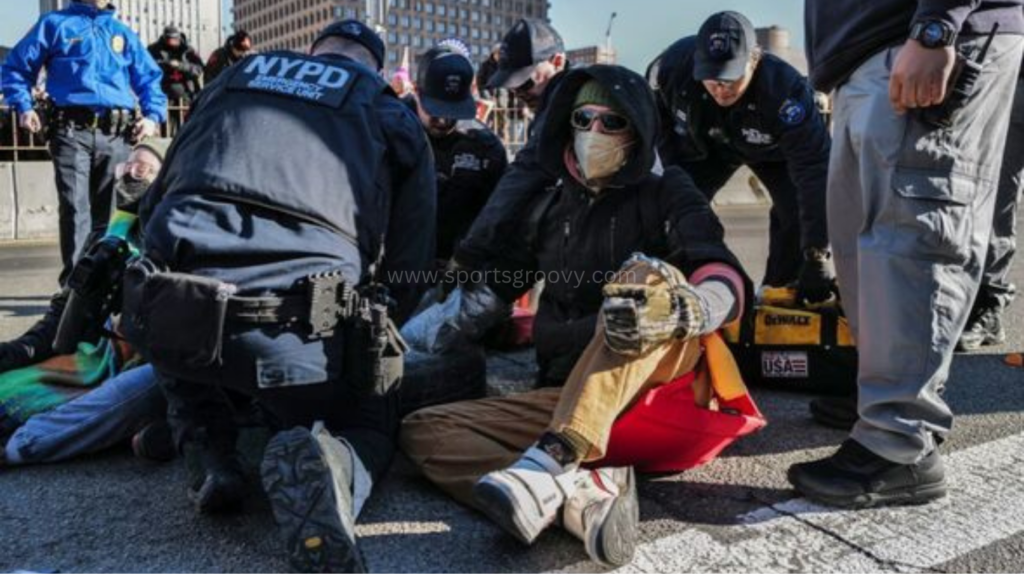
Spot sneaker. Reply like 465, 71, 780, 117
184, 442, 247, 515
787, 439, 947, 509
473, 446, 580, 545
132, 420, 177, 463
958, 305, 1006, 352
809, 396, 858, 430
261, 423, 366, 573
562, 467, 639, 568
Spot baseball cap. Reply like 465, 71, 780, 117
314, 19, 386, 71
694, 11, 757, 82
417, 47, 477, 120
488, 18, 564, 90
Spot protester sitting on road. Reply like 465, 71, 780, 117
0, 139, 175, 468
408, 46, 508, 265
401, 65, 751, 568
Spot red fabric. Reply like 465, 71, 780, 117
592, 372, 766, 473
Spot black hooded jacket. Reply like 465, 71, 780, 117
147, 35, 204, 100
487, 65, 751, 385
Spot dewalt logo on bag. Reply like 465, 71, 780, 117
754, 308, 821, 345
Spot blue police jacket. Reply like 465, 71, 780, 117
1, 1, 167, 121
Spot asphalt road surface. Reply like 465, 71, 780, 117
1, 206, 1022, 573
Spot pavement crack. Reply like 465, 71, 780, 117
750, 493, 946, 574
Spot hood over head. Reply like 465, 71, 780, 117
539, 65, 659, 188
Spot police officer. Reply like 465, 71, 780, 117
443, 18, 568, 290
408, 46, 508, 265
131, 21, 435, 572
792, 1, 1023, 508
2, 0, 166, 285
648, 12, 834, 302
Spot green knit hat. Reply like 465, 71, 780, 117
573, 79, 623, 113
134, 137, 172, 163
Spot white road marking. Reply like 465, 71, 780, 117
620, 432, 1024, 573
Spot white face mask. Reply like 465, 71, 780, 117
573, 130, 634, 184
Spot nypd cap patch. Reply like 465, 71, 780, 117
228, 54, 357, 108
779, 98, 807, 126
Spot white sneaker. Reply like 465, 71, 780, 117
473, 446, 580, 544
562, 467, 639, 568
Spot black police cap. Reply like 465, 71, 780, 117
694, 11, 757, 82
314, 19, 386, 71
488, 18, 564, 90
416, 47, 477, 120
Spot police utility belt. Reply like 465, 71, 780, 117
121, 258, 406, 398
50, 106, 137, 137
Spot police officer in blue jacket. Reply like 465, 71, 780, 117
130, 21, 435, 573
2, 0, 166, 285
648, 12, 834, 303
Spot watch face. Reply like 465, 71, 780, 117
923, 22, 945, 46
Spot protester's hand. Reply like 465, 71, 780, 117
19, 111, 42, 134
602, 279, 705, 357
796, 248, 837, 306
132, 117, 159, 143
889, 40, 957, 114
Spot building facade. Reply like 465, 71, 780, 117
38, 0, 223, 58
232, 0, 550, 69
566, 45, 615, 66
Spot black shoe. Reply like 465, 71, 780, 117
809, 396, 858, 430
262, 423, 366, 573
787, 439, 946, 509
0, 290, 67, 373
958, 305, 1006, 352
132, 421, 177, 463
184, 443, 247, 514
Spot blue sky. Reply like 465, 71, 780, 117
1, 1, 805, 72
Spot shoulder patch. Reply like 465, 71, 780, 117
778, 98, 807, 126
111, 34, 125, 54
227, 54, 357, 108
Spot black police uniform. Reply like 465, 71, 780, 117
137, 50, 436, 482
406, 95, 508, 263
649, 36, 831, 286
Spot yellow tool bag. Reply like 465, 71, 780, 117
723, 287, 857, 396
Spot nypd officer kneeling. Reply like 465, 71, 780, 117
126, 21, 436, 572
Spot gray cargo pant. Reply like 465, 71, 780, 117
979, 75, 1024, 311
829, 37, 1024, 464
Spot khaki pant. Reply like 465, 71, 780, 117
400, 260, 703, 508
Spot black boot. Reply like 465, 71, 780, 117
262, 423, 366, 573
787, 439, 946, 508
809, 395, 858, 430
0, 290, 68, 373
958, 302, 1006, 352
184, 440, 247, 515
132, 420, 177, 463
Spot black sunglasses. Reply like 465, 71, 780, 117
571, 108, 632, 134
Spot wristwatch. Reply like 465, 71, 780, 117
910, 20, 957, 49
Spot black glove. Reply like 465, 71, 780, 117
796, 248, 837, 305
437, 257, 472, 303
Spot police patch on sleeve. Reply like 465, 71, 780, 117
227, 54, 356, 108
111, 34, 125, 54
779, 98, 807, 126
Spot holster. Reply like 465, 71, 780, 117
343, 286, 407, 398
122, 257, 237, 382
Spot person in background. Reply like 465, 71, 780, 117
204, 30, 253, 84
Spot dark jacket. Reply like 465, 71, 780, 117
204, 42, 244, 84
141, 51, 436, 325
488, 65, 751, 385
806, 0, 1024, 92
430, 119, 508, 262
147, 36, 204, 101
452, 70, 568, 269
650, 36, 831, 251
